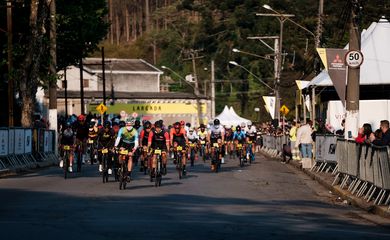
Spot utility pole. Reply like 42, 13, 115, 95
79, 58, 85, 114
345, 0, 361, 139
211, 60, 215, 119
49, 0, 58, 133
7, 0, 13, 127
64, 68, 68, 117
183, 49, 204, 126
102, 47, 106, 105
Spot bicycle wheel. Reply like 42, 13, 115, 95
64, 151, 69, 179
102, 154, 108, 183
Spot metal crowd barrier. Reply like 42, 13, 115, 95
311, 134, 339, 173
333, 140, 390, 207
0, 127, 58, 173
260, 134, 289, 158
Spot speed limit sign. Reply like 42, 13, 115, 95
345, 50, 364, 68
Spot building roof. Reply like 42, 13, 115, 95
308, 17, 390, 87
56, 91, 207, 100
83, 58, 163, 74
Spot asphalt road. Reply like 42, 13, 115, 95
1, 153, 390, 240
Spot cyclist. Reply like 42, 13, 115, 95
60, 122, 75, 172
87, 119, 99, 164
233, 125, 246, 159
170, 121, 188, 175
197, 124, 208, 160
224, 125, 234, 158
207, 119, 225, 168
133, 119, 142, 166
74, 114, 89, 171
245, 121, 257, 161
114, 117, 139, 181
97, 121, 115, 174
147, 121, 170, 176
139, 121, 153, 172
187, 128, 199, 166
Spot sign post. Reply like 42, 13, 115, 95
280, 105, 289, 132
96, 103, 108, 124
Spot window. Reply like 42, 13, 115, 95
83, 79, 89, 88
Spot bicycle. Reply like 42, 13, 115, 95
246, 141, 255, 164
74, 141, 83, 172
87, 139, 98, 165
140, 146, 150, 175
188, 142, 197, 167
199, 140, 207, 162
118, 148, 129, 190
174, 146, 184, 179
100, 148, 110, 183
153, 148, 163, 187
211, 142, 221, 173
236, 143, 246, 167
62, 145, 71, 179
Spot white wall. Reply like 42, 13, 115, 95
327, 100, 390, 133
57, 66, 99, 91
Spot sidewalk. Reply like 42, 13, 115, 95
259, 148, 390, 221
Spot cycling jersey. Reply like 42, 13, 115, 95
115, 127, 139, 150
88, 127, 99, 140
148, 130, 170, 150
139, 129, 152, 146
97, 128, 115, 149
245, 126, 257, 141
187, 132, 199, 143
208, 125, 225, 140
233, 130, 246, 143
170, 128, 187, 147
74, 122, 89, 141
198, 130, 207, 140
61, 128, 74, 145
225, 129, 233, 141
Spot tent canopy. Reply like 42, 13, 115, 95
215, 106, 251, 127
308, 17, 390, 87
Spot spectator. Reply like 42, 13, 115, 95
355, 123, 372, 144
335, 119, 345, 136
289, 121, 300, 161
295, 120, 314, 169
369, 120, 390, 146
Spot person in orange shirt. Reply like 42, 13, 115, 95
170, 122, 188, 175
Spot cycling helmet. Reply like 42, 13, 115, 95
200, 123, 206, 129
214, 119, 220, 126
174, 122, 181, 129
189, 128, 194, 133
144, 121, 152, 129
104, 121, 111, 128
180, 120, 185, 126
247, 121, 252, 126
125, 117, 135, 125
186, 123, 191, 128
88, 121, 95, 128
224, 125, 231, 129
77, 114, 86, 121
135, 119, 141, 127
154, 121, 162, 128
240, 122, 246, 128
236, 126, 241, 131
65, 121, 72, 128
119, 120, 126, 128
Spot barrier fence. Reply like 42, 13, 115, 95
260, 133, 390, 208
333, 140, 390, 208
0, 127, 58, 173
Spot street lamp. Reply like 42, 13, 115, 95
260, 4, 318, 125
161, 65, 184, 87
229, 61, 274, 92
232, 48, 273, 61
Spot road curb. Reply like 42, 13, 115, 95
259, 150, 390, 220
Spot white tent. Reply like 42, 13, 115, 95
307, 17, 390, 87
215, 105, 251, 126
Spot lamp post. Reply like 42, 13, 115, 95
259, 4, 318, 125
161, 66, 182, 87
161, 66, 203, 125
228, 61, 274, 92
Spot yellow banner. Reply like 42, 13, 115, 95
89, 103, 207, 115
317, 48, 328, 70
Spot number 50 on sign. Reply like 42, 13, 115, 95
345, 50, 364, 68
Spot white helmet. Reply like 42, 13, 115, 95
248, 121, 252, 126
240, 122, 246, 128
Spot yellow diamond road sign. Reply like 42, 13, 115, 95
280, 105, 289, 115
96, 103, 108, 115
